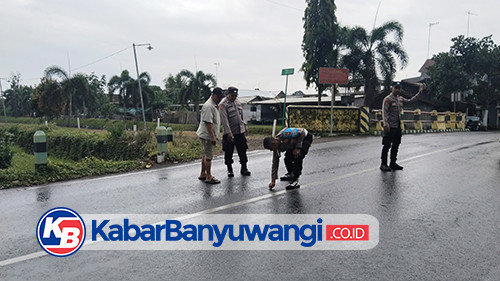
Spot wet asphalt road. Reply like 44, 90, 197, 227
1, 131, 499, 280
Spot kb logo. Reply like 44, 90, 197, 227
36, 207, 86, 257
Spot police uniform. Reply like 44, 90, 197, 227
269, 127, 313, 190
381, 83, 421, 170
219, 87, 250, 176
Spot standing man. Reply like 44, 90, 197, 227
197, 87, 225, 184
219, 86, 251, 177
380, 82, 424, 172
263, 127, 313, 190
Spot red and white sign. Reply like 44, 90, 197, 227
319, 67, 349, 84
326, 225, 369, 241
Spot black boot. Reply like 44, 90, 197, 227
227, 165, 234, 177
380, 164, 391, 172
390, 163, 403, 170
240, 163, 251, 176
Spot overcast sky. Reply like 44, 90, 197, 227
1, 0, 498, 94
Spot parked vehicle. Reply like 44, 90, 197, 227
466, 116, 485, 131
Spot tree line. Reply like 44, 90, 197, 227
3, 1, 499, 121
1, 67, 216, 122
301, 0, 499, 110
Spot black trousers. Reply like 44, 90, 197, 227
381, 128, 402, 165
284, 134, 313, 180
222, 133, 248, 166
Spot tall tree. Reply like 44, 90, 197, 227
164, 73, 190, 107
44, 66, 89, 125
341, 21, 408, 108
32, 78, 66, 119
129, 72, 153, 117
428, 35, 500, 111
108, 70, 133, 118
178, 70, 216, 114
301, 0, 340, 105
84, 73, 107, 117
108, 70, 153, 119
4, 74, 34, 117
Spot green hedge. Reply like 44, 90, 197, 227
1, 117, 199, 132
3, 124, 155, 161
2, 116, 270, 134
0, 148, 142, 188
0, 128, 13, 169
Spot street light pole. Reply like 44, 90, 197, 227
466, 11, 477, 37
0, 79, 7, 122
133, 43, 153, 130
214, 62, 220, 84
427, 22, 439, 59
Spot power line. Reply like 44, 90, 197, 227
70, 46, 132, 72
265, 0, 302, 11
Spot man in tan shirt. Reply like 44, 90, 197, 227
196, 87, 225, 184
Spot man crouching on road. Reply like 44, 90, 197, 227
263, 127, 313, 190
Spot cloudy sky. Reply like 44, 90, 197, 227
1, 0, 498, 94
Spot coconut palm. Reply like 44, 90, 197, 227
4, 74, 34, 117
164, 73, 190, 107
178, 70, 216, 114
108, 70, 133, 118
341, 21, 408, 107
44, 66, 89, 125
129, 72, 153, 117
108, 70, 153, 119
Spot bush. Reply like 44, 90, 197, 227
0, 129, 13, 169
0, 146, 142, 188
4, 124, 155, 161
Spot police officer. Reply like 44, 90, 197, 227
219, 86, 251, 177
380, 82, 423, 172
263, 127, 313, 190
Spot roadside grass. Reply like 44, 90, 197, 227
0, 121, 274, 188
0, 145, 142, 189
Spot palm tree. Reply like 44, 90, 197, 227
4, 74, 34, 117
341, 21, 408, 107
108, 70, 133, 118
44, 66, 89, 125
164, 73, 191, 108
84, 73, 107, 117
129, 72, 153, 118
108, 70, 152, 120
178, 70, 216, 114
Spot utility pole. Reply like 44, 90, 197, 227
466, 11, 477, 37
132, 43, 153, 130
427, 22, 439, 59
214, 62, 220, 84
0, 79, 7, 122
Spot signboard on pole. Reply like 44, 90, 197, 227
281, 68, 294, 76
319, 68, 349, 84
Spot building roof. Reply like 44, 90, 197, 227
251, 95, 363, 105
238, 89, 281, 99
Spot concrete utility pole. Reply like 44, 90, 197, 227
427, 22, 439, 59
132, 43, 153, 130
0, 79, 7, 122
466, 11, 477, 37
214, 62, 220, 84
